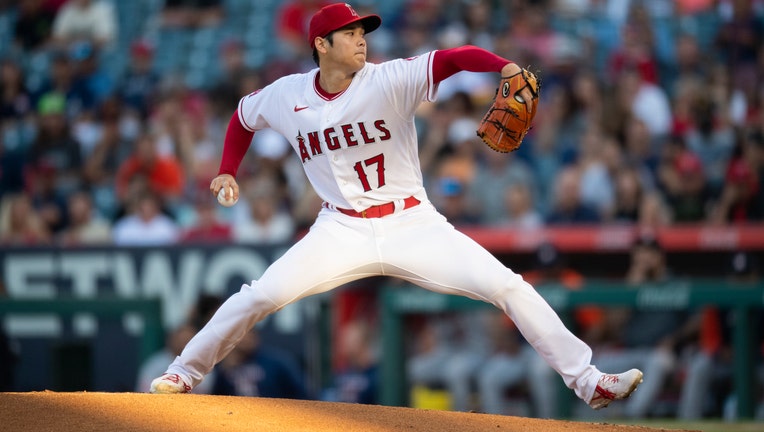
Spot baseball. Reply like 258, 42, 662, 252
217, 186, 238, 207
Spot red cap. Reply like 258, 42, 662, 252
726, 159, 757, 187
130, 40, 154, 58
308, 3, 381, 49
675, 151, 703, 176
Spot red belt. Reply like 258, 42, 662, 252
329, 196, 421, 218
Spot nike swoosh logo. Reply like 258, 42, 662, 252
294, 105, 309, 112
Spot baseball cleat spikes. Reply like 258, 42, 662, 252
588, 368, 644, 410
149, 373, 191, 394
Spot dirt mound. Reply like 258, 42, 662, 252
0, 392, 698, 432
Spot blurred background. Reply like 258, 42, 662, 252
0, 0, 762, 425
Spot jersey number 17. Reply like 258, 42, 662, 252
353, 153, 386, 192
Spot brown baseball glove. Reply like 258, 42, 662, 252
476, 68, 540, 153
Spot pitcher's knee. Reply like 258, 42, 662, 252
237, 280, 282, 315
487, 272, 533, 304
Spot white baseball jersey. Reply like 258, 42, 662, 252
165, 51, 606, 407
237, 52, 437, 211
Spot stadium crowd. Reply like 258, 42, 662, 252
0, 0, 763, 421
0, 0, 762, 246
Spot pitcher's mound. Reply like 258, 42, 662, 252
0, 391, 697, 432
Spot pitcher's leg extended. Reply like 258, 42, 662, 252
152, 211, 382, 393
379, 207, 642, 407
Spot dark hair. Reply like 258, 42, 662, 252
312, 32, 335, 66
633, 233, 662, 251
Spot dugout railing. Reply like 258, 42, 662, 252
379, 280, 764, 419
0, 298, 164, 389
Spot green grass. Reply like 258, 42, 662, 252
620, 420, 763, 432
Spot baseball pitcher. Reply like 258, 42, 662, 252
150, 2, 643, 412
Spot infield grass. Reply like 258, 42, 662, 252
623, 420, 763, 432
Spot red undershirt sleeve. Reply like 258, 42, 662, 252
432, 45, 513, 83
218, 110, 255, 177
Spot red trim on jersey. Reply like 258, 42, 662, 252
314, 72, 348, 101
218, 110, 255, 177
432, 45, 512, 83
426, 51, 434, 101
237, 96, 255, 131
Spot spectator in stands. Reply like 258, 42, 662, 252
418, 93, 479, 183
80, 98, 135, 219
622, 115, 662, 182
114, 132, 185, 207
27, 162, 70, 234
661, 148, 714, 223
0, 60, 34, 196
180, 189, 232, 244
290, 185, 324, 232
160, 0, 223, 29
253, 128, 305, 213
0, 58, 33, 123
605, 5, 659, 86
711, 160, 762, 224
275, 0, 330, 59
0, 141, 26, 200
684, 93, 736, 195
12, 0, 56, 53
322, 319, 379, 405
117, 40, 160, 120
56, 189, 111, 245
0, 192, 51, 245
495, 182, 543, 229
147, 84, 216, 182
170, 103, 222, 194
50, 0, 117, 50
576, 126, 616, 220
714, 0, 762, 100
232, 177, 294, 244
525, 86, 578, 214
670, 77, 702, 138
27, 91, 83, 205
456, 0, 495, 51
33, 49, 95, 118
616, 67, 672, 141
570, 70, 606, 140
208, 38, 259, 118
504, 3, 558, 71
68, 41, 113, 106
469, 138, 538, 226
112, 191, 180, 246
545, 167, 600, 225
609, 166, 644, 224
432, 176, 480, 227
429, 127, 481, 199
664, 33, 707, 97
212, 327, 309, 399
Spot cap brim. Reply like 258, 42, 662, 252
359, 15, 381, 34
330, 14, 381, 38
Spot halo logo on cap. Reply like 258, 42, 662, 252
344, 3, 358, 17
